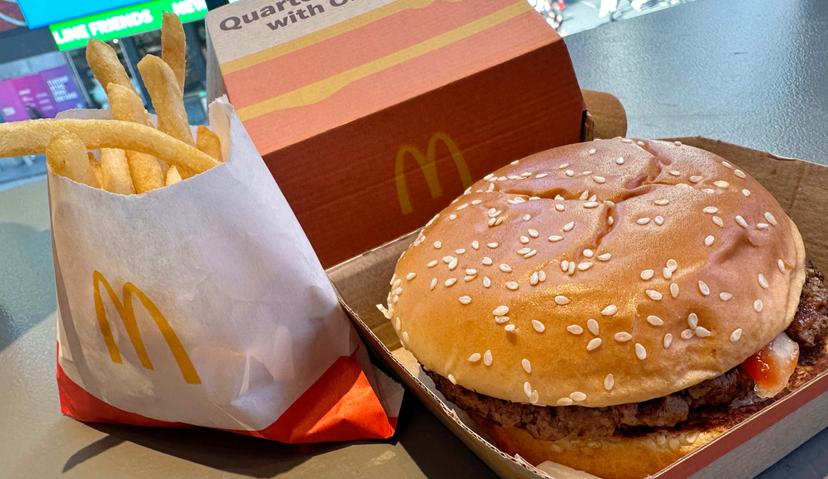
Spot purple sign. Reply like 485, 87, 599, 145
11, 73, 56, 119
39, 66, 86, 114
0, 79, 29, 122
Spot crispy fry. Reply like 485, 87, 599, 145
46, 131, 99, 187
88, 153, 103, 186
162, 13, 186, 94
86, 39, 133, 94
0, 119, 219, 173
196, 125, 222, 161
100, 148, 136, 194
138, 55, 194, 145
165, 165, 182, 186
107, 83, 151, 126
128, 151, 165, 193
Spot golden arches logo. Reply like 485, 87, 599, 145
395, 132, 473, 215
92, 271, 201, 384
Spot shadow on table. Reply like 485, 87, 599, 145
62, 396, 496, 478
0, 222, 55, 352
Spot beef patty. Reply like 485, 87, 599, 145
428, 264, 828, 441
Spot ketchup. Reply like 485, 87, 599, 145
741, 332, 799, 398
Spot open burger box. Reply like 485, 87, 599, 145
204, 1, 828, 477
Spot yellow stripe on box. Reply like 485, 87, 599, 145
222, 0, 459, 74
236, 0, 529, 121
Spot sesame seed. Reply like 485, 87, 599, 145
430, 278, 438, 290
499, 264, 512, 273
539, 270, 547, 282
458, 295, 472, 304
663, 267, 673, 280
471, 240, 480, 250
578, 261, 594, 271
601, 304, 618, 316
669, 170, 681, 177
530, 390, 539, 404
735, 215, 749, 228
548, 235, 563, 243
402, 331, 410, 343
555, 203, 565, 212
471, 199, 482, 206
427, 259, 438, 268
406, 272, 417, 280
778, 259, 786, 273
688, 313, 699, 328
484, 173, 495, 181
757, 222, 769, 230
584, 201, 600, 209
448, 213, 457, 221
597, 253, 612, 261
588, 148, 597, 155
532, 320, 546, 333
758, 274, 769, 289
616, 157, 625, 165
714, 180, 730, 188
742, 189, 751, 197
764, 212, 778, 226
696, 327, 712, 338
528, 228, 539, 238
720, 291, 733, 301
640, 269, 655, 280
487, 242, 499, 249
734, 169, 746, 179
721, 160, 734, 169
565, 169, 575, 177
646, 290, 663, 301
434, 241, 442, 249
635, 343, 647, 360
483, 350, 493, 366
492, 305, 510, 316
505, 281, 519, 291
519, 236, 530, 245
637, 217, 652, 225
570, 391, 587, 401
647, 315, 664, 326
394, 317, 401, 331
754, 299, 764, 312
703, 206, 718, 214
730, 328, 743, 343
621, 138, 633, 143
604, 374, 614, 391
704, 235, 715, 246
555, 295, 571, 305
563, 221, 575, 232
655, 198, 670, 206
522, 358, 532, 374
448, 257, 458, 270
655, 216, 665, 226
483, 276, 492, 288
607, 216, 615, 226
703, 188, 716, 194
673, 140, 682, 146
468, 353, 481, 363
698, 281, 711, 296
670, 283, 680, 298
585, 319, 599, 336
557, 397, 574, 406
668, 259, 680, 270
535, 172, 548, 179
681, 329, 695, 340
518, 245, 531, 253
447, 374, 457, 384
689, 175, 703, 183
593, 176, 606, 184
482, 256, 493, 266
614, 332, 633, 342
495, 316, 510, 324
663, 333, 673, 349
583, 249, 595, 258
505, 324, 516, 333
523, 381, 533, 398
561, 260, 569, 272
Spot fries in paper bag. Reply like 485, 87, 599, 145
0, 15, 401, 443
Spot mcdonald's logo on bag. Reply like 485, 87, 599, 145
394, 132, 473, 215
92, 271, 201, 384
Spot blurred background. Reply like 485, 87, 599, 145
0, 0, 692, 190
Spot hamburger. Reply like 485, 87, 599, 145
380, 138, 828, 478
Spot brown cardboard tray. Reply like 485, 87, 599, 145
327, 137, 828, 478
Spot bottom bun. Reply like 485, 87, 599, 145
475, 415, 724, 479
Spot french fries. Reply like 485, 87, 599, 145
138, 55, 194, 145
100, 148, 136, 194
166, 165, 183, 186
107, 83, 151, 126
46, 131, 100, 187
86, 40, 133, 94
88, 153, 103, 186
196, 125, 222, 161
0, 119, 219, 173
162, 13, 187, 94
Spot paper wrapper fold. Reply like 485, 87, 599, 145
51, 98, 401, 442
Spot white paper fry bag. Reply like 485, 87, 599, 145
52, 98, 402, 442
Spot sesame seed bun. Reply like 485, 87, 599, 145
386, 138, 806, 408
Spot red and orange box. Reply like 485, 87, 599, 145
206, 0, 585, 266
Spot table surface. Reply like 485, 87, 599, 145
2, 0, 828, 477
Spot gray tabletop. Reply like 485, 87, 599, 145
1, 0, 827, 477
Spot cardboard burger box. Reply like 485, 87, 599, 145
205, 0, 587, 267
327, 135, 828, 478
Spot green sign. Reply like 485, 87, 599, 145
49, 0, 207, 51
